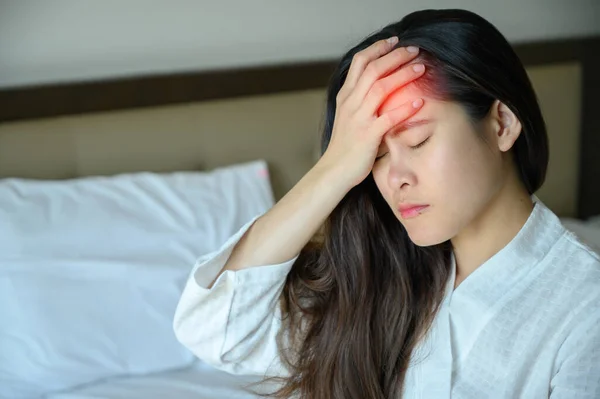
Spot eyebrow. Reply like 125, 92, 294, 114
390, 118, 434, 135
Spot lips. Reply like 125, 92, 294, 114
397, 204, 429, 219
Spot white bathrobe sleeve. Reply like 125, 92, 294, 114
549, 307, 600, 398
173, 215, 299, 377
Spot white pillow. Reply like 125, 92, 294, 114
0, 160, 275, 399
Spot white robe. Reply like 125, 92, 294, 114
173, 197, 600, 398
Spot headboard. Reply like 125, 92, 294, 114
0, 36, 598, 218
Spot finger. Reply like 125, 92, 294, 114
343, 37, 399, 95
362, 63, 425, 116
372, 98, 424, 137
348, 46, 420, 108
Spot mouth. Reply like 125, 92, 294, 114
398, 205, 429, 219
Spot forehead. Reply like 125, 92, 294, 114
377, 80, 431, 116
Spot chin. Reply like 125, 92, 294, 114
404, 228, 449, 247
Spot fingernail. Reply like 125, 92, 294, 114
387, 36, 399, 45
412, 64, 424, 72
407, 46, 419, 53
412, 99, 423, 108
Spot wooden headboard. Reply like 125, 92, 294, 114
0, 36, 598, 218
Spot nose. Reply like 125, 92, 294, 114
386, 151, 416, 191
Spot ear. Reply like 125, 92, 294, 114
488, 99, 522, 152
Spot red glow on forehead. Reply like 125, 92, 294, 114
377, 80, 427, 117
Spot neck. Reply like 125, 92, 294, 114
450, 176, 534, 289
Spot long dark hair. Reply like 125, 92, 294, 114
250, 8, 548, 398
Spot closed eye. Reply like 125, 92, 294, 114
410, 136, 430, 150
375, 136, 431, 160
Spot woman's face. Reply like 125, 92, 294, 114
372, 83, 506, 247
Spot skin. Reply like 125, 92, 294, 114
371, 78, 534, 289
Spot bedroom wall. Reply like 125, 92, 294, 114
0, 0, 598, 88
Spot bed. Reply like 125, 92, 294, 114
0, 36, 598, 399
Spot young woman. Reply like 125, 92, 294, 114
173, 8, 600, 399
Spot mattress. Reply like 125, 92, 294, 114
44, 361, 268, 399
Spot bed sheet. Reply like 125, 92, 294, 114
44, 361, 271, 399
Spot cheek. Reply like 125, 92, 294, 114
427, 136, 500, 204
427, 141, 472, 185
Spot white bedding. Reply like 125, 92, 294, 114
0, 160, 275, 399
45, 361, 265, 399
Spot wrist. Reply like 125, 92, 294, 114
312, 156, 354, 195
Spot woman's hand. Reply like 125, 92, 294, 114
319, 37, 426, 189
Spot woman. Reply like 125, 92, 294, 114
173, 8, 600, 399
